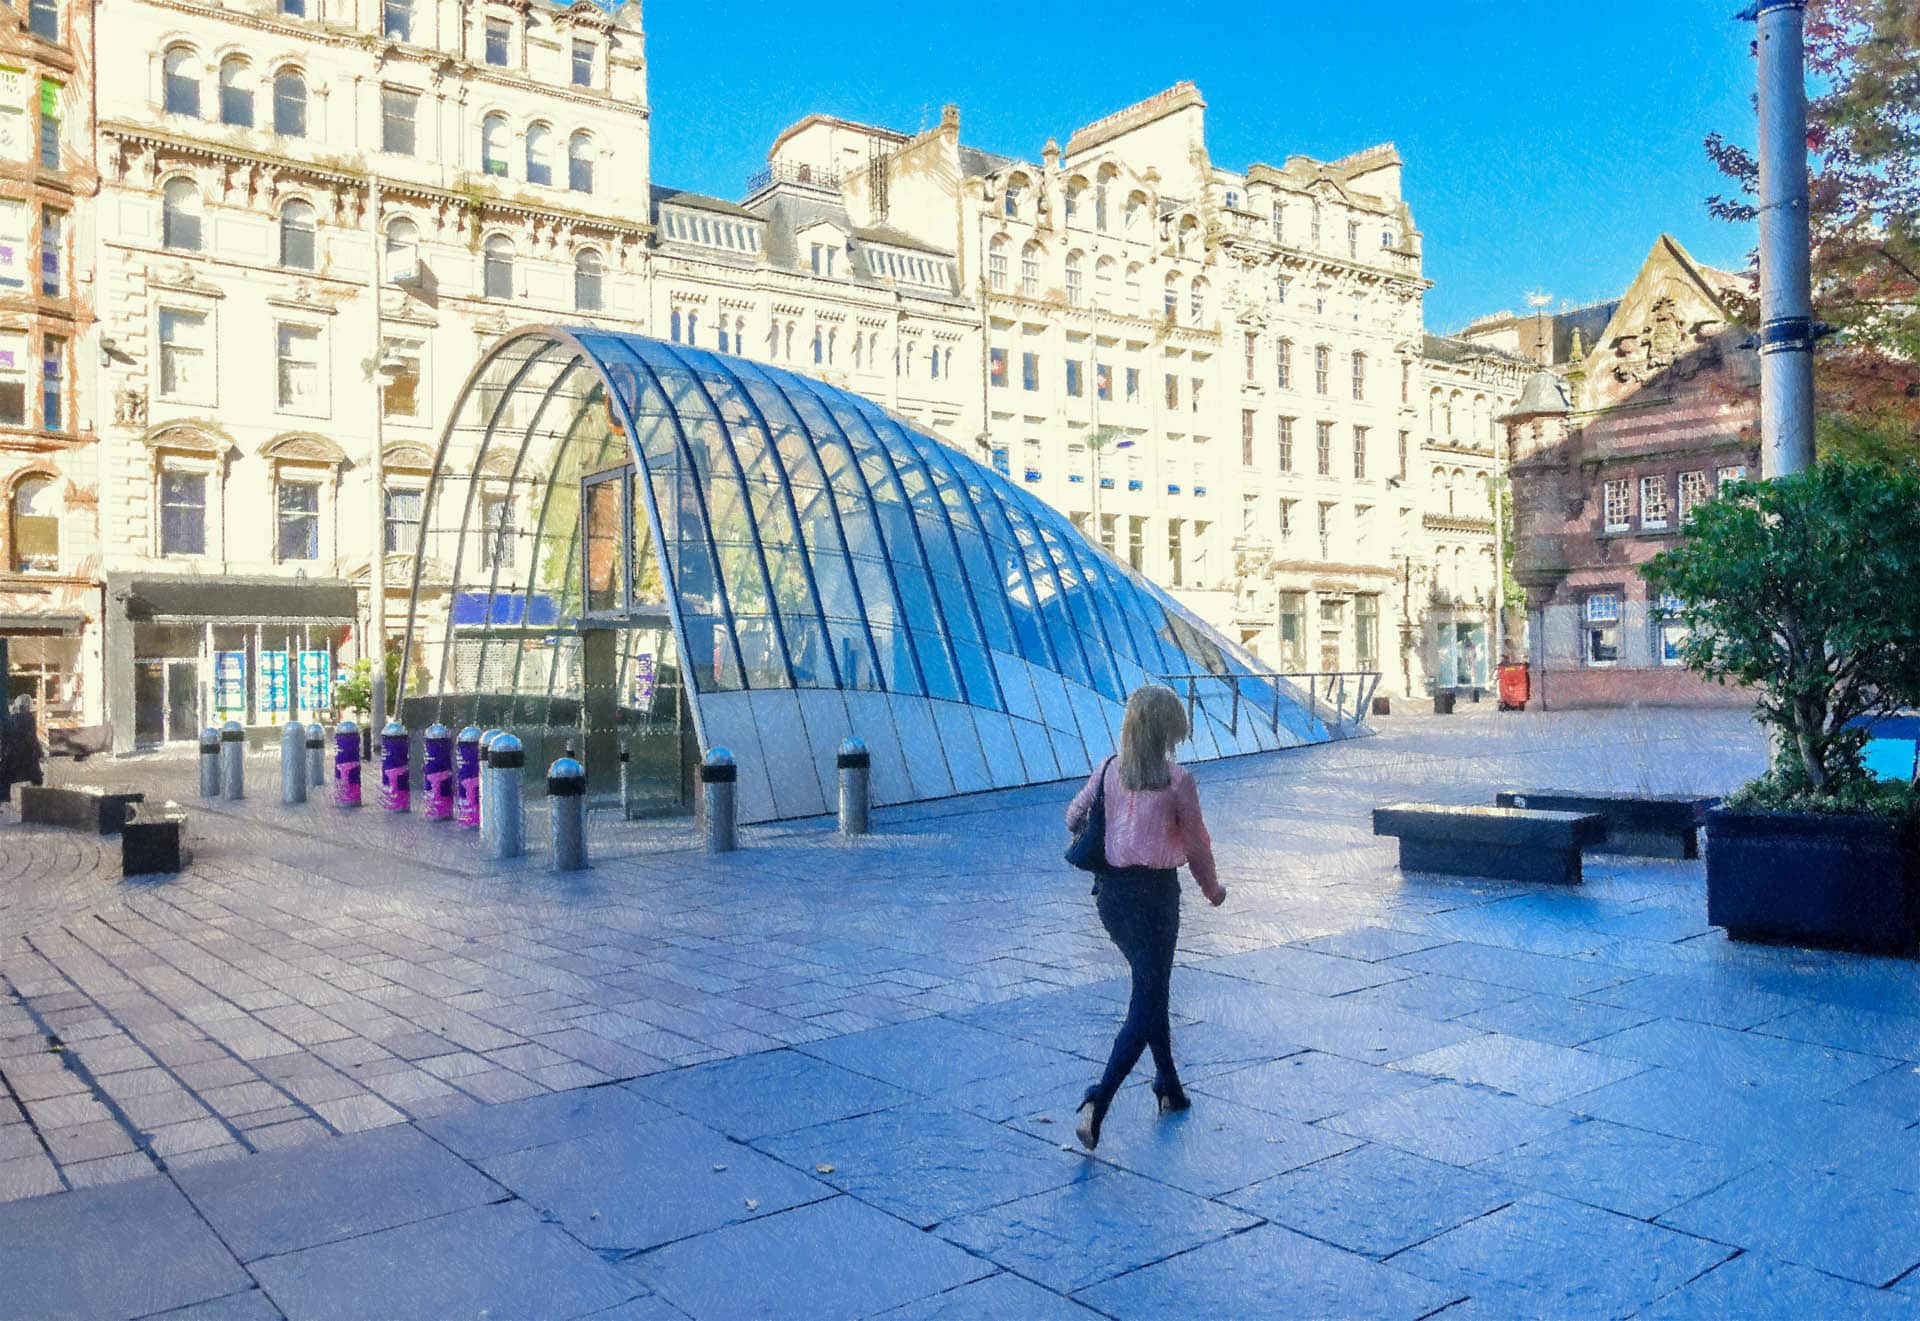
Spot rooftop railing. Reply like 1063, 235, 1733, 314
744, 161, 842, 196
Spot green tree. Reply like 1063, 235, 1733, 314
332, 651, 403, 722
1641, 457, 1920, 802
1705, 0, 1920, 458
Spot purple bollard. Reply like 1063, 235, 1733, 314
333, 721, 362, 808
423, 723, 454, 821
455, 727, 482, 827
380, 720, 410, 812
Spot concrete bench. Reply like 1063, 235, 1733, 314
1373, 802, 1606, 885
20, 784, 146, 835
48, 724, 112, 760
1494, 790, 1718, 860
122, 803, 188, 877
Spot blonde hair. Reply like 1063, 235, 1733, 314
1118, 684, 1188, 791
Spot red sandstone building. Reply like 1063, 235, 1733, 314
1501, 236, 1760, 710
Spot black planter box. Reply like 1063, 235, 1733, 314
1707, 808, 1920, 955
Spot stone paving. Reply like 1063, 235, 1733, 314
2, 705, 1920, 1317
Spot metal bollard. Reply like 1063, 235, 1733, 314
422, 724, 454, 821
198, 727, 221, 799
548, 756, 587, 871
477, 729, 503, 848
617, 744, 631, 821
488, 733, 525, 860
456, 727, 483, 828
305, 723, 325, 790
837, 737, 870, 837
701, 747, 737, 853
333, 720, 362, 808
280, 720, 307, 806
380, 720, 410, 812
220, 719, 245, 801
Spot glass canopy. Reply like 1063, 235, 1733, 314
398, 329, 1353, 823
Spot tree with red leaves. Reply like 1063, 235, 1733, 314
1706, 0, 1920, 460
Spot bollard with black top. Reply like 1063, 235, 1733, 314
837, 737, 870, 837
333, 720, 362, 807
487, 733, 525, 860
305, 724, 325, 790
701, 748, 737, 853
220, 720, 245, 801
455, 727, 482, 828
280, 720, 307, 806
477, 728, 503, 848
198, 727, 221, 799
422, 724, 454, 821
548, 756, 587, 870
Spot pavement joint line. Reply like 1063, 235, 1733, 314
0, 971, 74, 1193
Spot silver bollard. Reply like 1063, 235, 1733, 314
305, 723, 325, 790
617, 744, 631, 821
701, 747, 737, 853
488, 733, 525, 860
477, 728, 503, 852
280, 720, 307, 806
836, 737, 870, 837
548, 756, 587, 871
198, 727, 221, 799
220, 719, 245, 801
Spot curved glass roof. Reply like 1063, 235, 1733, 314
400, 328, 1344, 819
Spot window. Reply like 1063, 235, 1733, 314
1400, 360, 1411, 405
40, 335, 61, 431
276, 481, 319, 561
990, 445, 1009, 476
484, 18, 510, 65
1124, 263, 1142, 308
1310, 200, 1322, 245
1397, 430, 1409, 480
12, 478, 57, 573
1241, 410, 1255, 466
1277, 417, 1294, 471
1065, 359, 1083, 397
1020, 242, 1040, 296
383, 487, 422, 553
278, 200, 315, 270
987, 236, 1007, 292
1189, 278, 1206, 324
1655, 594, 1688, 666
37, 79, 59, 169
0, 332, 23, 425
571, 39, 594, 87
1584, 592, 1621, 666
1065, 252, 1082, 306
159, 471, 207, 557
275, 324, 321, 411
273, 70, 307, 136
161, 179, 201, 251
381, 88, 417, 155
1124, 367, 1139, 403
157, 309, 207, 399
384, 217, 419, 282
1352, 426, 1367, 478
1164, 374, 1178, 410
1678, 470, 1710, 522
481, 114, 509, 177
811, 329, 823, 364
1167, 519, 1183, 586
573, 248, 603, 312
163, 48, 201, 117
525, 123, 553, 186
1356, 594, 1379, 670
1190, 377, 1203, 413
280, 0, 305, 15
1276, 339, 1292, 390
1278, 498, 1295, 544
38, 207, 62, 297
1095, 362, 1112, 401
1717, 465, 1748, 494
218, 58, 253, 127
27, 0, 57, 41
483, 235, 514, 298
1317, 502, 1333, 558
1021, 351, 1039, 391
989, 347, 1007, 387
1640, 475, 1670, 530
1347, 219, 1359, 258
1316, 421, 1333, 475
1351, 351, 1366, 401
1314, 345, 1330, 395
568, 132, 594, 193
1003, 178, 1023, 218
1603, 478, 1631, 532
480, 494, 513, 570
383, 0, 413, 40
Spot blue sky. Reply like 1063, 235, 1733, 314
644, 0, 1760, 331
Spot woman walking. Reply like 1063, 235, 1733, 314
1065, 684, 1225, 1151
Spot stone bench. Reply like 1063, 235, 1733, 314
19, 784, 146, 835
48, 724, 112, 760
1373, 802, 1606, 885
122, 803, 188, 877
1494, 790, 1718, 860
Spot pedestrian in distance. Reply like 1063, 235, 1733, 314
1064, 683, 1225, 1151
4, 695, 43, 794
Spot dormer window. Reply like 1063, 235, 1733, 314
484, 17, 510, 66
810, 243, 837, 277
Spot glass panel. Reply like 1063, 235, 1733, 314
583, 474, 625, 614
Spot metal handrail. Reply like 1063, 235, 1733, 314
1156, 670, 1380, 742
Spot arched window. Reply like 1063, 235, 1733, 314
1003, 173, 1027, 219
1064, 177, 1087, 227
273, 70, 307, 137
163, 47, 201, 117
1124, 191, 1146, 234
525, 122, 553, 187
1020, 241, 1041, 296
1179, 215, 1200, 258
987, 235, 1008, 292
670, 309, 682, 343
1094, 256, 1115, 305
568, 132, 594, 193
1188, 276, 1207, 325
852, 334, 863, 369
1095, 166, 1116, 230
1065, 251, 1083, 307
482, 234, 513, 298
573, 248, 603, 312
733, 316, 745, 355
481, 114, 509, 177
218, 57, 253, 127
686, 311, 698, 344
12, 477, 58, 574
161, 178, 202, 251
1444, 395, 1457, 436
1124, 262, 1142, 309
278, 199, 316, 269
1163, 271, 1180, 319
384, 216, 418, 282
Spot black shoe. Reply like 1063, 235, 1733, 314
1074, 1087, 1110, 1151
1152, 1078, 1191, 1114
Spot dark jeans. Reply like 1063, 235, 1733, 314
1092, 865, 1180, 1104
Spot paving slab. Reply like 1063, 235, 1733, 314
1225, 1141, 1516, 1257
1658, 1162, 1920, 1287
1193, 1049, 1435, 1122
1451, 991, 1656, 1048
627, 1049, 913, 1140
798, 1017, 1080, 1093
1322, 1078, 1581, 1167
1388, 1032, 1647, 1104
1633, 1250, 1920, 1320
1579, 1016, 1893, 1099
418, 1081, 675, 1160
1472, 1117, 1753, 1220
134, 1290, 286, 1321
871, 1272, 1105, 1320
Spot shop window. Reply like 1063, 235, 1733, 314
157, 309, 208, 400
383, 487, 422, 553
1584, 592, 1620, 666
276, 480, 320, 561
159, 470, 207, 557
0, 332, 25, 427
1603, 478, 1631, 532
12, 477, 57, 573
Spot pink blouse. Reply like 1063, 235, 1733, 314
1066, 759, 1219, 893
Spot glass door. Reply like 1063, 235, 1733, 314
166, 661, 201, 741
134, 662, 166, 747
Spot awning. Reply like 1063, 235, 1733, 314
0, 612, 85, 635
121, 576, 358, 623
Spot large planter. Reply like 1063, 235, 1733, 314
1706, 808, 1920, 954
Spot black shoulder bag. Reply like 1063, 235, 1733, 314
1065, 757, 1115, 877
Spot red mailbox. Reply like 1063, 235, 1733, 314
1498, 661, 1530, 711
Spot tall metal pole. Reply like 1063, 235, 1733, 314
1756, 0, 1816, 478
367, 173, 389, 729
1490, 474, 1506, 663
